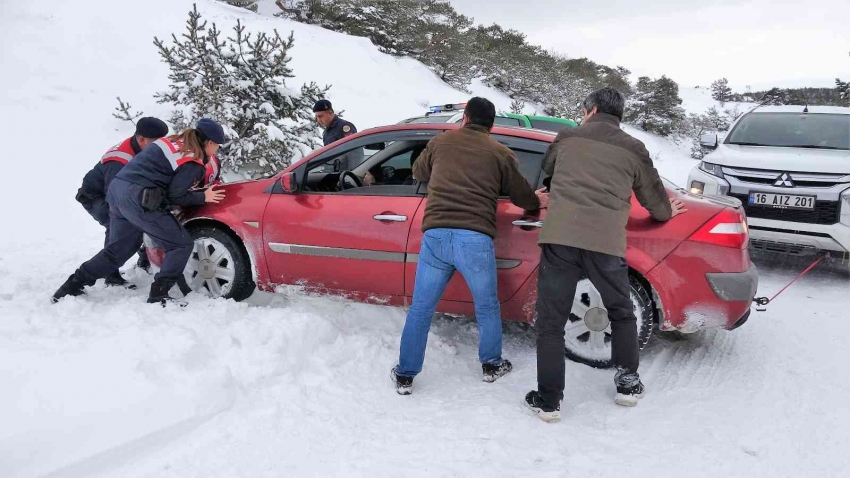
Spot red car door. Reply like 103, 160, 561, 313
262, 133, 432, 305
404, 134, 550, 318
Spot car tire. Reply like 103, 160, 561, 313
560, 275, 655, 369
184, 226, 255, 301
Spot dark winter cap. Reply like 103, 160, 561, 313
135, 117, 169, 139
196, 118, 226, 144
313, 99, 333, 112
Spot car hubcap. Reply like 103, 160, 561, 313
565, 279, 643, 362
184, 237, 235, 298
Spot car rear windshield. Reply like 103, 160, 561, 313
494, 116, 522, 127
405, 116, 453, 124
726, 113, 850, 150
529, 119, 571, 133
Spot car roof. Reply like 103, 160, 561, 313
750, 105, 850, 115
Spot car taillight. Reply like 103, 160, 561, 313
688, 207, 749, 249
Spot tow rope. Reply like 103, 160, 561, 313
753, 253, 830, 311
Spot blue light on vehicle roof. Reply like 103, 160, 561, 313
429, 106, 442, 113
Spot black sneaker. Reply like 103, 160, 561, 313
104, 270, 137, 289
525, 391, 561, 422
614, 369, 646, 407
482, 359, 512, 383
391, 367, 413, 395
52, 274, 86, 303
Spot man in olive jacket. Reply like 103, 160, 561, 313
525, 88, 687, 421
393, 97, 548, 395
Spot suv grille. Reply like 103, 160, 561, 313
730, 193, 840, 225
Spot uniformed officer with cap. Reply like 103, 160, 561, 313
75, 117, 169, 287
313, 99, 360, 171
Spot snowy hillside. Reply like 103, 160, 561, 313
1, 1, 849, 478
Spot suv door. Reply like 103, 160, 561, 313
262, 131, 437, 304
404, 134, 549, 318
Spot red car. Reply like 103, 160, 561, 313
146, 123, 758, 368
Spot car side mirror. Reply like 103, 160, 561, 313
280, 171, 299, 193
699, 134, 718, 149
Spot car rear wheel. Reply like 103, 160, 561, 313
562, 276, 654, 369
184, 227, 255, 301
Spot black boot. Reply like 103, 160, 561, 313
136, 246, 151, 274
482, 359, 513, 383
146, 278, 177, 306
104, 270, 136, 289
52, 274, 86, 303
614, 368, 646, 407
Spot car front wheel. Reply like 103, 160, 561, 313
183, 226, 255, 301
561, 276, 655, 369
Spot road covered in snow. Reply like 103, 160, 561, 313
1, 0, 849, 477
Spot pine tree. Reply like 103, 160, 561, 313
150, 5, 328, 178
510, 98, 526, 114
218, 0, 258, 12
624, 76, 685, 136
706, 106, 729, 131
684, 112, 714, 159
759, 87, 791, 105
710, 78, 732, 103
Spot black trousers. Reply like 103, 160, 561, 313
536, 244, 638, 406
76, 179, 193, 285
81, 196, 147, 273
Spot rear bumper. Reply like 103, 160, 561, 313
706, 264, 759, 302
647, 241, 755, 333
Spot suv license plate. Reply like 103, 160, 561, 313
748, 192, 816, 210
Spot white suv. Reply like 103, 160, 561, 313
687, 105, 850, 261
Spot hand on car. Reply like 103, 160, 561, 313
535, 187, 550, 209
204, 185, 226, 204
670, 197, 688, 217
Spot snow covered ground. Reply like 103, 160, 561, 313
1, 1, 848, 477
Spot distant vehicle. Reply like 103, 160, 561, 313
146, 123, 757, 368
399, 103, 578, 132
687, 105, 850, 263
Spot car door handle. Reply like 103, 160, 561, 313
374, 214, 408, 222
512, 220, 543, 228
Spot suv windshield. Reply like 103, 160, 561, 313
726, 112, 850, 150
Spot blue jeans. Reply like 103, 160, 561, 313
397, 228, 503, 377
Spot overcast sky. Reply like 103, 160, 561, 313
450, 0, 849, 90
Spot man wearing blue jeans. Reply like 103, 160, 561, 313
393, 97, 548, 395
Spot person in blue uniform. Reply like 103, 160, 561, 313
314, 99, 357, 147
52, 119, 227, 305
75, 117, 168, 286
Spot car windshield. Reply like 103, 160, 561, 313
726, 112, 849, 150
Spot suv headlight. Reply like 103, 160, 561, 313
841, 188, 850, 226
699, 162, 725, 178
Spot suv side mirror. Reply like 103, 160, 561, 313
699, 134, 718, 149
280, 171, 298, 193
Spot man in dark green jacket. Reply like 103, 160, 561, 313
525, 88, 687, 421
